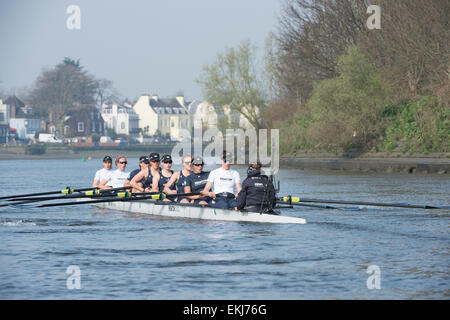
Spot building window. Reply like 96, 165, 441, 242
50, 126, 56, 134
92, 122, 96, 132
78, 122, 84, 132
0, 113, 4, 122
121, 122, 125, 130
64, 125, 70, 135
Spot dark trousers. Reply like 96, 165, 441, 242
210, 197, 237, 209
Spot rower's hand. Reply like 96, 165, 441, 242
234, 194, 238, 199
209, 192, 215, 199
234, 207, 238, 211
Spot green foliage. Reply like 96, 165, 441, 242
91, 133, 101, 143
305, 46, 387, 152
25, 144, 47, 155
197, 40, 267, 129
382, 96, 449, 154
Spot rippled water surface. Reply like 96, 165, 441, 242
0, 158, 449, 299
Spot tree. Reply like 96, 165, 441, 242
95, 78, 121, 106
29, 58, 98, 121
275, 0, 366, 103
307, 46, 388, 152
197, 40, 267, 130
358, 0, 450, 103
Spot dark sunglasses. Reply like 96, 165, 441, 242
194, 163, 204, 167
140, 160, 149, 164
119, 161, 127, 164
151, 160, 160, 163
163, 161, 173, 164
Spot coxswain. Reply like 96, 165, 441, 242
125, 155, 150, 191
163, 154, 192, 203
201, 151, 241, 209
130, 152, 160, 192
92, 156, 113, 188
99, 156, 129, 189
236, 162, 277, 213
183, 156, 212, 205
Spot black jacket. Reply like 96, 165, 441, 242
237, 169, 276, 211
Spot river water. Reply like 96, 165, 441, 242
0, 158, 448, 299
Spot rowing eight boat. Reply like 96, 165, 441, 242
87, 199, 306, 224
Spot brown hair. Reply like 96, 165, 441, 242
115, 156, 126, 165
250, 162, 262, 170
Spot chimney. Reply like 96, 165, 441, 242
152, 94, 158, 101
176, 94, 184, 107
10, 105, 16, 118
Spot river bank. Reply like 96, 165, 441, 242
280, 151, 450, 174
1, 146, 449, 173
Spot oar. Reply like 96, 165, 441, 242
276, 201, 338, 210
0, 186, 99, 200
278, 196, 450, 210
8, 187, 132, 202
37, 192, 201, 208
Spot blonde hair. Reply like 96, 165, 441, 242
182, 154, 192, 163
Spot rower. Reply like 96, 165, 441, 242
183, 156, 212, 205
201, 151, 241, 209
163, 154, 192, 203
236, 162, 277, 213
92, 156, 113, 188
152, 154, 176, 201
130, 152, 160, 192
125, 155, 149, 191
99, 156, 129, 189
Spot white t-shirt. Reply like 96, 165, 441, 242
107, 169, 129, 188
94, 168, 112, 184
207, 167, 241, 194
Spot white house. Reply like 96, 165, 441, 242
188, 100, 218, 130
0, 99, 10, 143
133, 94, 191, 141
9, 118, 43, 140
101, 103, 140, 136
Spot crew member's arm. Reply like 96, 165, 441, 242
151, 173, 160, 193
236, 181, 248, 210
200, 181, 215, 199
92, 179, 99, 188
98, 178, 111, 190
184, 179, 202, 200
130, 170, 146, 192
234, 171, 242, 198
163, 171, 179, 195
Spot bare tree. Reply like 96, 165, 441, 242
358, 0, 450, 103
275, 0, 366, 103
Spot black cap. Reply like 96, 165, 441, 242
139, 156, 149, 163
192, 156, 203, 165
103, 156, 112, 162
149, 153, 160, 161
222, 151, 232, 163
161, 154, 172, 163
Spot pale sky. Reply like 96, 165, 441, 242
0, 0, 283, 102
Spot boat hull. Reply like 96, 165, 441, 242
90, 200, 306, 224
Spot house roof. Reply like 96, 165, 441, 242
187, 100, 201, 114
149, 97, 189, 115
4, 95, 25, 109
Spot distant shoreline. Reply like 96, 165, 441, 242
1, 148, 448, 174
